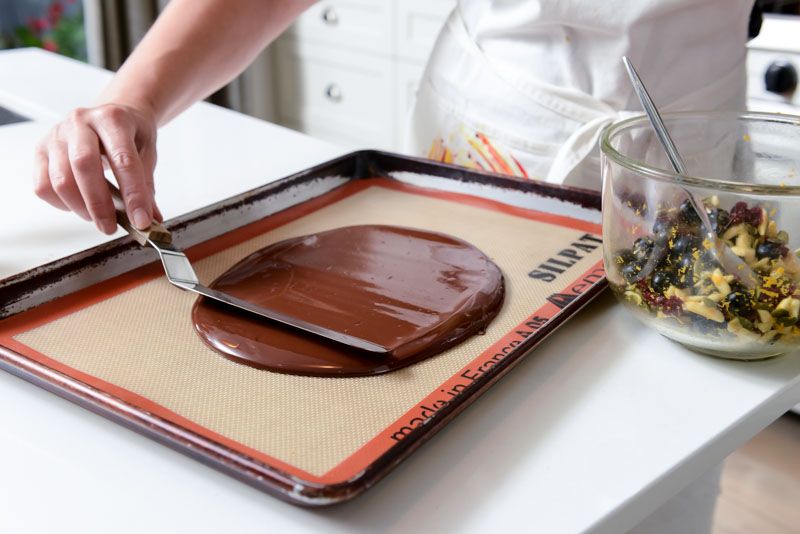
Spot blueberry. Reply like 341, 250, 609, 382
652, 215, 672, 234
674, 272, 693, 289
678, 199, 702, 225
651, 270, 676, 293
708, 208, 730, 235
677, 254, 694, 270
673, 254, 695, 288
726, 291, 752, 315
632, 236, 654, 260
729, 280, 748, 295
653, 221, 675, 245
670, 234, 699, 256
620, 262, 641, 283
615, 249, 635, 263
620, 191, 648, 215
756, 240, 788, 260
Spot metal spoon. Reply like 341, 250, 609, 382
621, 56, 756, 289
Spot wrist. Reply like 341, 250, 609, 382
96, 86, 160, 125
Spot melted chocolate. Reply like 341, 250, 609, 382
192, 225, 504, 377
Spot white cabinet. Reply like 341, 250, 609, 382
274, 0, 455, 151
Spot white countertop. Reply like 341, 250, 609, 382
2, 49, 800, 534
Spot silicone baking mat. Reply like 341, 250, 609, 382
0, 175, 604, 505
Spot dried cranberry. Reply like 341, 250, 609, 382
725, 291, 752, 315
728, 201, 762, 228
637, 280, 683, 314
747, 206, 763, 226
660, 296, 683, 316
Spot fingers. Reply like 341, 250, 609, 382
92, 107, 153, 230
33, 142, 68, 211
32, 104, 159, 234
47, 137, 90, 221
142, 147, 163, 223
68, 124, 117, 234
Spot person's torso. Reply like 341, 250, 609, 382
456, 0, 754, 111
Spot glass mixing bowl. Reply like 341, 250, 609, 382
600, 112, 800, 360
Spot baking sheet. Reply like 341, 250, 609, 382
0, 152, 605, 505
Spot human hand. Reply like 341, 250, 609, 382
34, 103, 162, 235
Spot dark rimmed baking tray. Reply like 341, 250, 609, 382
0, 150, 606, 505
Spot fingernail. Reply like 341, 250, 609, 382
98, 218, 116, 235
133, 208, 150, 229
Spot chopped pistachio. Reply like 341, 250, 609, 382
722, 223, 748, 241
757, 208, 768, 236
776, 296, 800, 318
731, 246, 756, 263
735, 232, 753, 249
685, 300, 725, 322
711, 268, 732, 296
767, 220, 778, 238
757, 309, 773, 324
761, 330, 780, 342
624, 291, 643, 306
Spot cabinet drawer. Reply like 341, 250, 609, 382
394, 0, 455, 62
283, 117, 393, 151
275, 38, 394, 138
287, 0, 392, 55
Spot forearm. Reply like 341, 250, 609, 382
98, 0, 315, 124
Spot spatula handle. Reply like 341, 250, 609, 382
106, 180, 172, 246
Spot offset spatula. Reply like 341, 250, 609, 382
107, 182, 389, 354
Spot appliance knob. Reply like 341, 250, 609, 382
765, 59, 798, 95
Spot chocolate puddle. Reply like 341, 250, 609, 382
192, 225, 504, 376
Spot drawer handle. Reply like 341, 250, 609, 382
325, 84, 343, 103
321, 7, 339, 25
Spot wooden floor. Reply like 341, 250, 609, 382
712, 412, 800, 534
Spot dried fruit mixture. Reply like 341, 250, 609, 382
614, 197, 800, 345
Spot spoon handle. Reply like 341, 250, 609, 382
622, 56, 688, 176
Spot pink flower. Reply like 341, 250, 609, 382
42, 39, 59, 52
27, 17, 49, 33
48, 2, 64, 26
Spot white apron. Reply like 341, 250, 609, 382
407, 0, 753, 190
